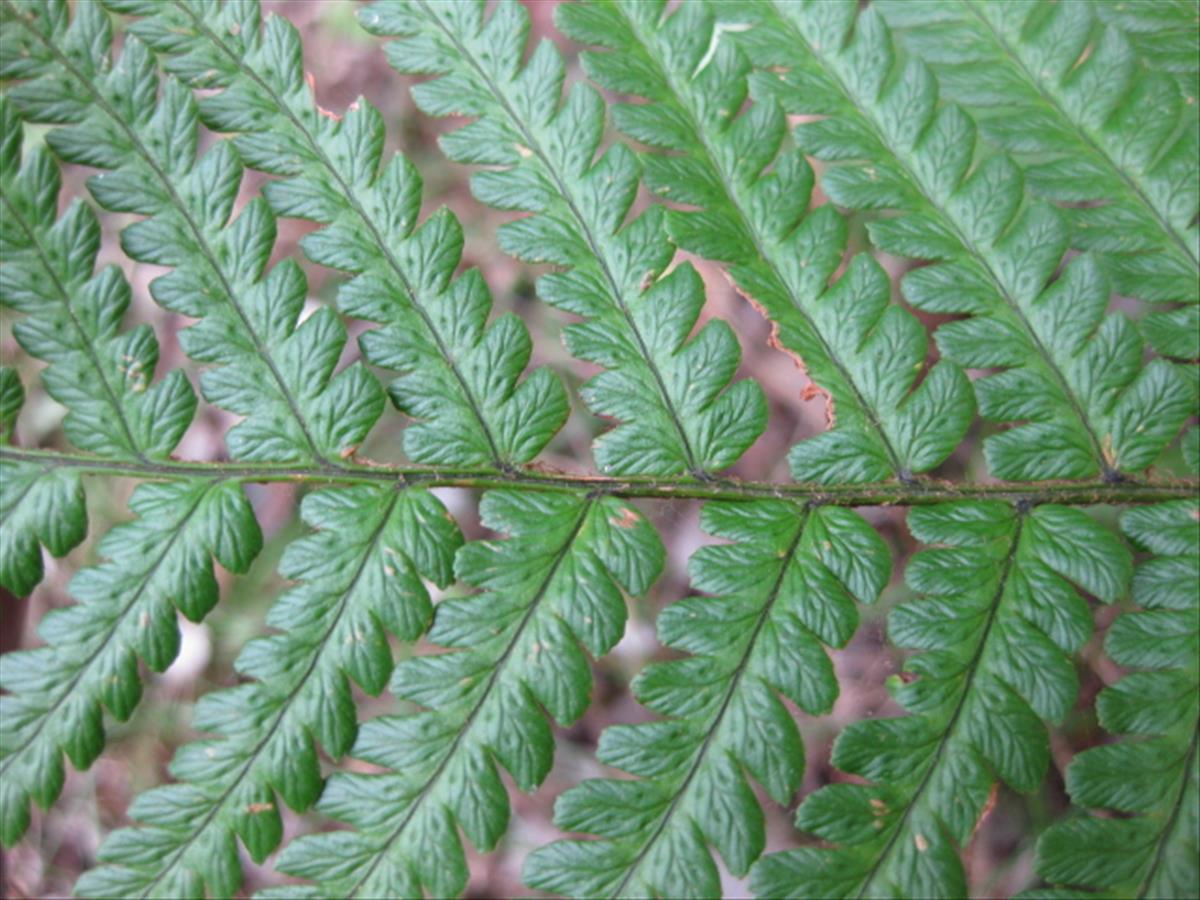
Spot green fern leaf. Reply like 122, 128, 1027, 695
0, 366, 20, 442
1, 2, 1196, 896
270, 490, 663, 898
876, 0, 1199, 332
0, 478, 262, 847
0, 0, 385, 847
360, 0, 767, 477
740, 0, 1194, 481
1094, 0, 1200, 98
102, 0, 568, 468
751, 502, 1132, 898
0, 97, 199, 600
75, 486, 461, 898
0, 455, 86, 599
0, 101, 195, 463
1030, 500, 1199, 898
555, 0, 975, 486
1184, 426, 1200, 475
0, 455, 86, 598
524, 501, 890, 897
0, 99, 195, 594
1, 0, 386, 463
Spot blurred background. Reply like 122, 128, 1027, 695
0, 1, 1171, 897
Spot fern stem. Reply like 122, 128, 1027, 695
964, 0, 1199, 269
343, 500, 593, 899
3, 0, 329, 463
611, 506, 811, 897
413, 0, 707, 478
767, 1, 1116, 478
2, 447, 1194, 506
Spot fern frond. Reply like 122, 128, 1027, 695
555, 0, 974, 485
524, 501, 889, 897
876, 0, 1199, 356
75, 486, 461, 898
1, 0, 385, 463
0, 478, 262, 846
360, 0, 767, 477
1030, 499, 1199, 898
1, 100, 187, 593
268, 490, 663, 899
0, 101, 195, 464
1, 2, 1195, 895
741, 0, 1194, 481
102, 0, 568, 468
751, 502, 1132, 898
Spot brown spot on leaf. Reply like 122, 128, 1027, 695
610, 506, 639, 529
914, 834, 929, 852
1101, 433, 1116, 467
726, 271, 836, 427
246, 802, 275, 814
971, 782, 1000, 839
307, 72, 342, 120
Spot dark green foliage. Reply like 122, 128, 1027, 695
1031, 500, 1199, 898
76, 486, 461, 898
0, 100, 195, 463
270, 490, 663, 899
753, 503, 1131, 898
0, 366, 21, 442
0, 478, 262, 847
741, 0, 1194, 481
525, 501, 889, 897
555, 0, 975, 485
0, 97, 190, 592
362, 0, 768, 477
0, 1, 1196, 898
879, 0, 1199, 323
106, 0, 569, 467
1, 0, 386, 465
